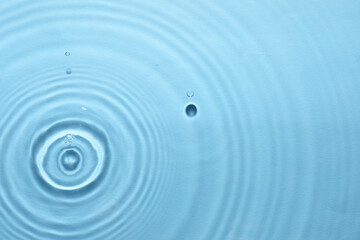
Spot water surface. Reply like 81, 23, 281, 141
1, 1, 360, 239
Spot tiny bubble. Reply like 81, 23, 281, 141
65, 134, 73, 145
66, 68, 72, 74
66, 134, 73, 140
65, 52, 70, 56
186, 91, 194, 98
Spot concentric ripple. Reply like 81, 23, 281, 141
32, 120, 108, 191
1, 0, 360, 240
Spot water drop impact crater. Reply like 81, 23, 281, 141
59, 149, 81, 173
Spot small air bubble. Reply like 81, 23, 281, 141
64, 134, 73, 145
66, 134, 73, 140
66, 68, 72, 74
186, 91, 194, 97
65, 52, 70, 56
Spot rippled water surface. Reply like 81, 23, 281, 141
1, 1, 360, 239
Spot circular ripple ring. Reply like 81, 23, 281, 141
32, 120, 108, 191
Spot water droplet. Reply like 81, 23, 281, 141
81, 107, 87, 111
66, 68, 72, 74
186, 91, 194, 97
61, 150, 80, 171
185, 104, 197, 118
65, 52, 70, 56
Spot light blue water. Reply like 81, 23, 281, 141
1, 1, 360, 239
